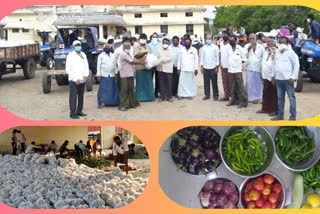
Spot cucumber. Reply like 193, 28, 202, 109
286, 174, 304, 209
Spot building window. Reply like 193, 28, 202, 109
160, 25, 168, 34
135, 26, 143, 34
186, 24, 194, 35
116, 26, 123, 36
12, 28, 19, 33
134, 13, 142, 18
185, 12, 193, 17
22, 28, 29, 33
160, 13, 168, 17
103, 26, 108, 39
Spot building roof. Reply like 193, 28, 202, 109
125, 20, 207, 26
4, 20, 56, 31
53, 13, 126, 26
111, 6, 207, 13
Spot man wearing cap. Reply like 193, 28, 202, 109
66, 40, 89, 119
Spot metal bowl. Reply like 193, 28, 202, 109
239, 172, 286, 209
220, 126, 275, 178
199, 177, 240, 209
274, 126, 320, 171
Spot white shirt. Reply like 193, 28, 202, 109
97, 52, 116, 77
170, 44, 183, 67
25, 145, 42, 154
177, 47, 198, 72
220, 42, 231, 69
66, 50, 89, 82
244, 43, 265, 72
114, 45, 134, 71
227, 45, 247, 73
261, 50, 276, 81
156, 47, 174, 73
272, 48, 300, 80
200, 44, 219, 69
296, 33, 308, 47
112, 141, 129, 156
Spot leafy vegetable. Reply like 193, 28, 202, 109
75, 157, 111, 168
275, 127, 315, 166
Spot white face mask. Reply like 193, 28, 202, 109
124, 49, 130, 54
307, 18, 311, 23
278, 44, 288, 50
140, 39, 146, 44
163, 44, 169, 49
152, 38, 158, 44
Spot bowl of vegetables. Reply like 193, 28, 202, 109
170, 126, 222, 175
220, 126, 275, 177
274, 126, 320, 171
239, 173, 286, 209
198, 178, 240, 209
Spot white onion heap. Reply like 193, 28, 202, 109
0, 154, 148, 209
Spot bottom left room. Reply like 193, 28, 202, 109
0, 126, 149, 209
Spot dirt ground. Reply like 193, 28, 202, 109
1, 67, 320, 121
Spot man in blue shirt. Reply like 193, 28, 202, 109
148, 32, 163, 98
200, 34, 220, 101
307, 14, 320, 44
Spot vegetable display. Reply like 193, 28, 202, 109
170, 126, 221, 175
275, 127, 315, 166
198, 178, 239, 209
222, 127, 266, 175
241, 174, 284, 209
293, 160, 320, 194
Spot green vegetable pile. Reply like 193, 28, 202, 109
275, 127, 315, 166
129, 154, 149, 159
293, 160, 320, 194
75, 157, 111, 168
223, 128, 265, 175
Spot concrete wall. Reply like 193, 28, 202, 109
100, 126, 116, 149
0, 126, 88, 154
7, 29, 38, 41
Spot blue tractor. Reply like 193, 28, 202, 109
297, 41, 320, 92
42, 26, 102, 94
37, 31, 56, 70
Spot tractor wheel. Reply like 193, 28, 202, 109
42, 72, 51, 94
294, 70, 303, 92
55, 75, 69, 86
46, 58, 54, 70
23, 58, 36, 79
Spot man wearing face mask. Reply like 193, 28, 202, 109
200, 34, 220, 101
244, 34, 265, 105
134, 33, 155, 102
156, 38, 174, 102
96, 43, 119, 109
148, 32, 162, 98
307, 14, 320, 44
226, 35, 248, 108
271, 36, 299, 121
177, 37, 198, 100
66, 41, 89, 119
219, 30, 232, 101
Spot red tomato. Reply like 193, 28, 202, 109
264, 174, 275, 185
261, 187, 271, 196
265, 184, 272, 189
272, 183, 282, 194
249, 189, 261, 201
256, 177, 264, 182
247, 201, 256, 209
263, 201, 273, 209
246, 182, 253, 191
243, 192, 251, 202
268, 193, 278, 203
253, 180, 265, 191
255, 198, 264, 207
271, 202, 277, 209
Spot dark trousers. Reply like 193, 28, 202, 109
172, 66, 179, 96
262, 79, 278, 113
152, 68, 160, 97
69, 81, 85, 115
203, 68, 219, 98
21, 143, 25, 153
74, 145, 83, 158
11, 142, 17, 155
228, 72, 248, 106
159, 71, 173, 99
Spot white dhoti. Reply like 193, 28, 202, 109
177, 71, 197, 97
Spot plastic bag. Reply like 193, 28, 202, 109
145, 53, 159, 69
